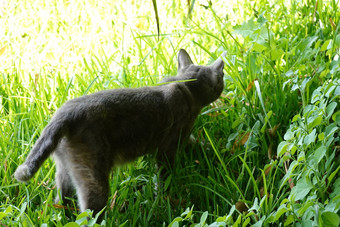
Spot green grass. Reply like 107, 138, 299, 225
1, 0, 340, 226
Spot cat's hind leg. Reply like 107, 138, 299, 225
54, 152, 74, 206
70, 161, 109, 218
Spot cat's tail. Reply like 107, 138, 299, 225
14, 115, 68, 182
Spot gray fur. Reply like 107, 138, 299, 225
14, 49, 225, 215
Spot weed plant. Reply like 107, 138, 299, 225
0, 0, 339, 226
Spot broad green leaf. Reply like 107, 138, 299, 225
308, 116, 323, 130
270, 48, 284, 61
75, 216, 88, 226
297, 151, 305, 162
335, 34, 340, 47
330, 62, 340, 75
273, 204, 288, 222
297, 36, 318, 51
297, 200, 313, 216
301, 77, 311, 91
252, 216, 265, 227
172, 217, 183, 222
200, 211, 208, 224
242, 217, 251, 227
321, 40, 331, 51
314, 145, 326, 165
227, 205, 236, 218
19, 202, 27, 216
216, 216, 227, 222
249, 198, 260, 212
292, 84, 299, 91
328, 166, 340, 185
233, 19, 257, 37
301, 220, 313, 226
304, 129, 317, 146
298, 64, 306, 71
277, 141, 289, 157
0, 206, 13, 221
64, 223, 80, 227
253, 42, 267, 52
232, 119, 241, 129
288, 143, 298, 155
0, 213, 7, 221
89, 207, 106, 226
320, 69, 330, 78
327, 39, 334, 50
5, 206, 12, 213
290, 178, 313, 201
325, 123, 338, 137
315, 39, 323, 49
267, 110, 272, 119
284, 128, 295, 140
311, 89, 321, 103
182, 206, 194, 219
232, 214, 242, 227
169, 221, 179, 227
285, 70, 295, 77
289, 144, 297, 155
280, 199, 289, 206
210, 221, 227, 227
321, 211, 340, 227
332, 111, 340, 124
333, 86, 340, 97
318, 132, 325, 141
278, 37, 288, 49
292, 114, 300, 122
330, 178, 340, 199
325, 85, 336, 98
228, 132, 239, 142
244, 211, 255, 219
284, 215, 294, 226
76, 210, 92, 220
257, 14, 268, 24
326, 102, 337, 118
288, 160, 299, 175
233, 17, 269, 41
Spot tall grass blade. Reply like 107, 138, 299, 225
152, 0, 160, 39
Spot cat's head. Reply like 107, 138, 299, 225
177, 49, 225, 106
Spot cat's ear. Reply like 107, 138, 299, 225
212, 52, 226, 74
178, 49, 193, 70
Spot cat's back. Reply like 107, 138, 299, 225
51, 82, 198, 141
55, 86, 167, 119
58, 82, 197, 117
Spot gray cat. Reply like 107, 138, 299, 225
14, 49, 225, 216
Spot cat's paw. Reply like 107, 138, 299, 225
14, 164, 32, 182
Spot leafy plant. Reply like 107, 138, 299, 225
275, 78, 340, 226
63, 209, 106, 227
169, 78, 340, 227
